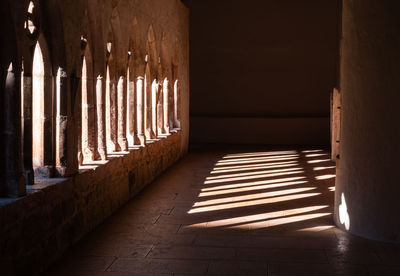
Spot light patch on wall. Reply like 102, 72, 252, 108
339, 193, 350, 230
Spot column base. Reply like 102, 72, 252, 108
118, 138, 128, 151
5, 174, 26, 198
77, 151, 84, 165
138, 134, 146, 146
150, 130, 157, 139
107, 141, 120, 152
55, 165, 78, 177
34, 165, 55, 178
97, 147, 107, 160
24, 169, 35, 186
83, 148, 100, 162
133, 135, 142, 145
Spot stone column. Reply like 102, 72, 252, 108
168, 78, 175, 130
2, 63, 26, 197
157, 81, 164, 134
146, 74, 156, 139
136, 76, 146, 145
56, 68, 78, 176
77, 85, 83, 165
334, 0, 400, 242
96, 76, 107, 160
42, 66, 55, 176
109, 78, 120, 151
82, 69, 99, 161
173, 80, 181, 129
162, 79, 169, 134
117, 76, 128, 151
21, 71, 35, 185
127, 75, 141, 146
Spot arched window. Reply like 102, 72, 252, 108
126, 64, 133, 146
32, 38, 53, 176
172, 65, 180, 129
152, 79, 158, 138
156, 62, 164, 136
162, 78, 169, 134
32, 42, 45, 168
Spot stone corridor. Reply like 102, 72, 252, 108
46, 148, 400, 276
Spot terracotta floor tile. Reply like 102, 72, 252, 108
45, 149, 400, 275
236, 248, 328, 263
148, 245, 236, 260
208, 260, 268, 275
109, 258, 209, 274
368, 266, 400, 276
268, 263, 369, 276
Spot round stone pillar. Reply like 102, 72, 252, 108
334, 0, 400, 242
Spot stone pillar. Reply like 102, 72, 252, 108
117, 76, 128, 151
168, 78, 175, 130
82, 67, 99, 161
21, 71, 35, 185
157, 81, 164, 134
145, 74, 156, 139
136, 76, 146, 145
56, 68, 78, 176
77, 85, 83, 165
127, 75, 141, 146
173, 80, 181, 129
2, 63, 26, 197
96, 76, 107, 160
334, 0, 400, 242
108, 78, 120, 151
162, 79, 169, 134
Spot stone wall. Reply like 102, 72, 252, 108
334, 0, 400, 243
0, 0, 189, 274
185, 0, 340, 145
0, 132, 183, 275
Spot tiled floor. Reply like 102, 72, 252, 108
46, 148, 400, 275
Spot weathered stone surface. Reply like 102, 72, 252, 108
0, 0, 189, 274
0, 131, 183, 275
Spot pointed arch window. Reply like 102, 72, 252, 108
32, 38, 53, 176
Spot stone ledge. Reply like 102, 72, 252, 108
0, 131, 183, 276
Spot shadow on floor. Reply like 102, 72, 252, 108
45, 147, 400, 276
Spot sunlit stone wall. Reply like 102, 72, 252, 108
334, 0, 400, 242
